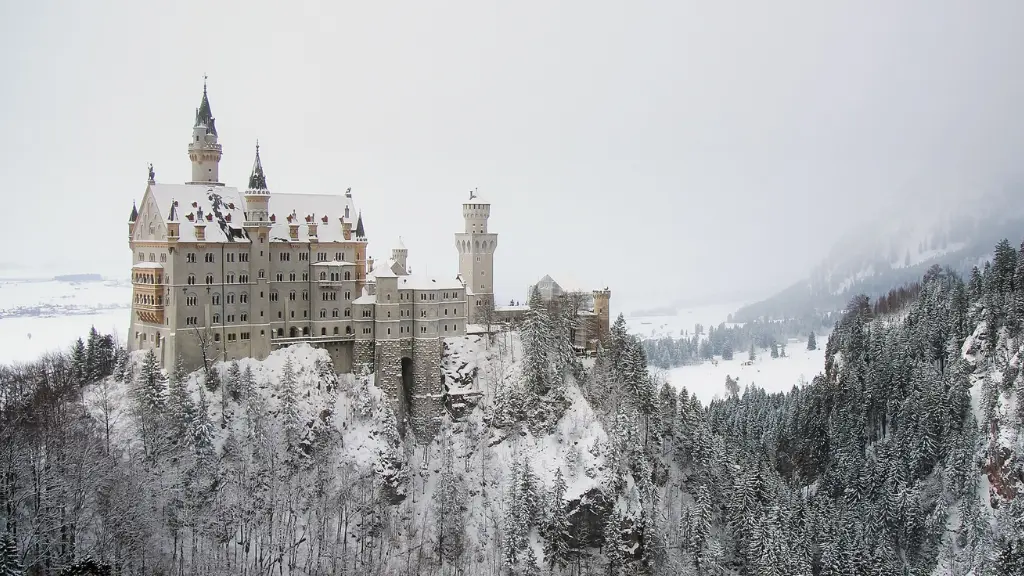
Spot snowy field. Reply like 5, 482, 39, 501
655, 339, 826, 405
627, 300, 828, 405
624, 300, 747, 340
0, 279, 131, 365
0, 279, 130, 315
0, 309, 131, 365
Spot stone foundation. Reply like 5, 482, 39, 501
354, 340, 375, 372
410, 338, 442, 439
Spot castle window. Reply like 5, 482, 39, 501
387, 311, 391, 318
205, 274, 214, 285
345, 207, 350, 218
240, 292, 248, 303
302, 327, 309, 336
241, 332, 250, 340
241, 312, 248, 322
258, 269, 265, 279
332, 309, 339, 318
278, 311, 282, 319
302, 290, 308, 301
188, 274, 196, 285
149, 253, 155, 262
344, 308, 350, 317
303, 311, 307, 318
269, 291, 279, 302
205, 253, 214, 263
299, 252, 308, 261
387, 294, 391, 301
421, 310, 426, 318
239, 252, 249, 262
444, 308, 448, 315
212, 313, 221, 324
186, 295, 198, 306
320, 271, 327, 281
387, 328, 391, 335
227, 314, 235, 323
160, 254, 167, 263
276, 273, 283, 282
277, 328, 284, 337
138, 252, 144, 262
290, 311, 294, 318
186, 252, 196, 263
302, 272, 308, 281
335, 327, 340, 335
226, 274, 234, 284
344, 271, 351, 281
421, 326, 427, 334
444, 324, 448, 332
344, 291, 350, 300
321, 328, 326, 335
336, 252, 342, 260
227, 293, 235, 304
346, 326, 351, 334
320, 309, 327, 318
289, 291, 296, 301
227, 333, 237, 342
214, 333, 221, 342
226, 253, 235, 263
289, 273, 296, 282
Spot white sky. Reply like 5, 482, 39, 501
1, 1, 1022, 310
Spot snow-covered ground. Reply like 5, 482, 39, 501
0, 309, 130, 365
624, 301, 746, 340
655, 338, 826, 405
627, 300, 828, 404
0, 279, 131, 365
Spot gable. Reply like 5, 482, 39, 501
134, 186, 167, 242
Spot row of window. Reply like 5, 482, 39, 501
133, 273, 162, 284
320, 271, 352, 281
186, 273, 255, 285
134, 293, 163, 306
138, 252, 167, 263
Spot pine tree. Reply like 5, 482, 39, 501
543, 468, 571, 571
749, 341, 757, 362
722, 338, 734, 360
0, 532, 22, 576
71, 338, 87, 384
521, 286, 554, 396
166, 356, 196, 451
434, 445, 466, 567
279, 357, 302, 452
807, 331, 817, 351
771, 341, 779, 358
780, 341, 787, 357
226, 360, 242, 402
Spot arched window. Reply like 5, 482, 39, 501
345, 326, 352, 334
277, 328, 284, 337
344, 271, 351, 281
320, 309, 327, 318
320, 271, 327, 280
321, 327, 327, 335
212, 293, 221, 305
332, 308, 339, 318
240, 292, 248, 303
205, 274, 214, 285
227, 293, 235, 304
302, 327, 309, 336
187, 274, 196, 285
334, 327, 339, 335
258, 269, 265, 279
289, 291, 296, 301
289, 327, 297, 337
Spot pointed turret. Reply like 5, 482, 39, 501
167, 200, 178, 222
248, 141, 269, 191
188, 76, 223, 185
355, 212, 365, 239
243, 142, 271, 228
194, 78, 217, 136
129, 202, 138, 223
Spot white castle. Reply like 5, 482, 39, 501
126, 82, 499, 437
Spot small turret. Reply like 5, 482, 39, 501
128, 202, 138, 241
243, 142, 271, 229
187, 77, 223, 185
592, 288, 611, 342
355, 212, 365, 239
392, 237, 408, 274
166, 200, 180, 240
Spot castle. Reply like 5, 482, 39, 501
127, 82, 608, 437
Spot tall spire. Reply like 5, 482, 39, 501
129, 202, 138, 223
248, 140, 268, 191
355, 211, 365, 238
194, 75, 217, 136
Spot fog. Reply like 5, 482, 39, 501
1, 1, 1022, 311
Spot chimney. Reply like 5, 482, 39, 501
341, 217, 352, 240
307, 214, 318, 239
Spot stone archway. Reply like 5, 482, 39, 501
399, 356, 414, 436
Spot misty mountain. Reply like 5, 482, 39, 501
733, 185, 1024, 322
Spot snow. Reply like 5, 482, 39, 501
624, 300, 748, 340
656, 338, 826, 404
0, 278, 132, 365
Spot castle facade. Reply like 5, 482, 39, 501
127, 83, 497, 437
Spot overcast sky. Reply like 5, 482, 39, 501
2, 1, 1022, 311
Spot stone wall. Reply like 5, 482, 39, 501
322, 341, 353, 373
374, 339, 408, 433
410, 338, 442, 439
354, 340, 375, 372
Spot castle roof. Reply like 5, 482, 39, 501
147, 184, 360, 244
312, 260, 355, 267
397, 274, 464, 291
247, 142, 268, 191
366, 260, 398, 279
355, 212, 365, 238
194, 81, 217, 136
129, 202, 138, 223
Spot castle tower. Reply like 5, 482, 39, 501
392, 237, 408, 274
455, 191, 497, 322
187, 79, 223, 185
592, 288, 611, 343
127, 201, 138, 241
242, 142, 273, 360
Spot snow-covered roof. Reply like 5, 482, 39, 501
367, 261, 398, 279
495, 305, 529, 312
132, 262, 164, 269
396, 274, 464, 291
147, 184, 361, 244
353, 293, 376, 305
311, 260, 355, 267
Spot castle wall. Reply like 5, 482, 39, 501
410, 337, 442, 439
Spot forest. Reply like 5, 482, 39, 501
0, 240, 1023, 575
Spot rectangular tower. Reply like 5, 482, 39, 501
454, 194, 497, 323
